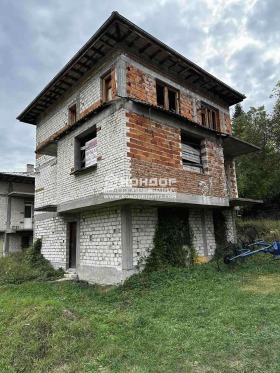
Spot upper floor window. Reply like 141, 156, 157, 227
200, 103, 219, 131
74, 128, 97, 171
181, 133, 203, 173
69, 103, 77, 125
156, 81, 178, 113
102, 72, 112, 102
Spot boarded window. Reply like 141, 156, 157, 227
78, 130, 97, 170
181, 134, 202, 173
156, 81, 178, 113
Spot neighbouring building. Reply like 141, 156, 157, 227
17, 12, 260, 283
0, 165, 35, 256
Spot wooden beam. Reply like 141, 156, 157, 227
149, 48, 162, 60
159, 55, 170, 65
120, 28, 132, 42
115, 22, 122, 41
139, 42, 152, 54
127, 35, 139, 48
90, 46, 105, 56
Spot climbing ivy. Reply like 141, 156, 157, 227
144, 215, 196, 272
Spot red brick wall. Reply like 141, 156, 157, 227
127, 112, 228, 198
126, 64, 157, 105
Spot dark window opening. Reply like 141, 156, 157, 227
181, 133, 203, 173
156, 84, 165, 107
21, 236, 31, 249
103, 73, 112, 102
168, 89, 176, 112
76, 129, 97, 170
158, 207, 190, 245
24, 204, 32, 219
69, 104, 77, 125
201, 112, 206, 126
156, 81, 178, 112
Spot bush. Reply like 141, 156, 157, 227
144, 216, 196, 272
0, 239, 64, 285
236, 219, 280, 243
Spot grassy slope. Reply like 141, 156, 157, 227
0, 256, 280, 372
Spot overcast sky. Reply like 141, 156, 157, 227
0, 0, 279, 171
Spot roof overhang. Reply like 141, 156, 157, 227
34, 205, 57, 212
17, 12, 245, 125
221, 135, 260, 158
0, 173, 35, 184
229, 198, 263, 207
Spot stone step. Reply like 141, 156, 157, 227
64, 272, 78, 280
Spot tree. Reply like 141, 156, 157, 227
232, 83, 280, 204
232, 103, 244, 120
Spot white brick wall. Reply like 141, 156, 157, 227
36, 59, 116, 146
204, 210, 216, 255
79, 207, 122, 268
131, 206, 157, 267
189, 210, 205, 256
56, 107, 130, 204
35, 155, 57, 208
0, 196, 8, 231
9, 234, 22, 253
35, 213, 67, 267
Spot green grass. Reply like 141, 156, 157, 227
1, 256, 280, 372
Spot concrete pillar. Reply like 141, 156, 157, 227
121, 205, 133, 279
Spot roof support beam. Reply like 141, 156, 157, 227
139, 42, 152, 54
149, 48, 162, 60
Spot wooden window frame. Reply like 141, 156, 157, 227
68, 103, 77, 125
156, 81, 179, 113
74, 127, 97, 171
181, 133, 203, 173
102, 72, 112, 103
200, 103, 219, 131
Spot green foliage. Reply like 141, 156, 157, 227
236, 218, 280, 243
144, 216, 195, 272
0, 240, 64, 285
232, 84, 280, 203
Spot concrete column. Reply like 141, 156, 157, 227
116, 54, 127, 98
121, 205, 133, 278
201, 210, 209, 258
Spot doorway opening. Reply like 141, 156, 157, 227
68, 222, 77, 269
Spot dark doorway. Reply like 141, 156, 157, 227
69, 222, 77, 269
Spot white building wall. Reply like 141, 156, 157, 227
79, 207, 122, 268
204, 210, 216, 256
131, 206, 157, 267
0, 181, 8, 231
10, 198, 25, 229
35, 213, 67, 268
35, 156, 57, 209
56, 107, 130, 204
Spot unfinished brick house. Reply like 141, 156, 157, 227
0, 165, 35, 257
17, 12, 259, 283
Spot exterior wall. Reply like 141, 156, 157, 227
10, 198, 25, 229
35, 156, 57, 207
225, 159, 238, 198
35, 212, 67, 268
223, 209, 236, 242
125, 57, 231, 133
0, 181, 9, 231
131, 206, 157, 267
127, 112, 227, 199
8, 234, 22, 253
36, 61, 118, 149
56, 107, 129, 205
189, 209, 216, 258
